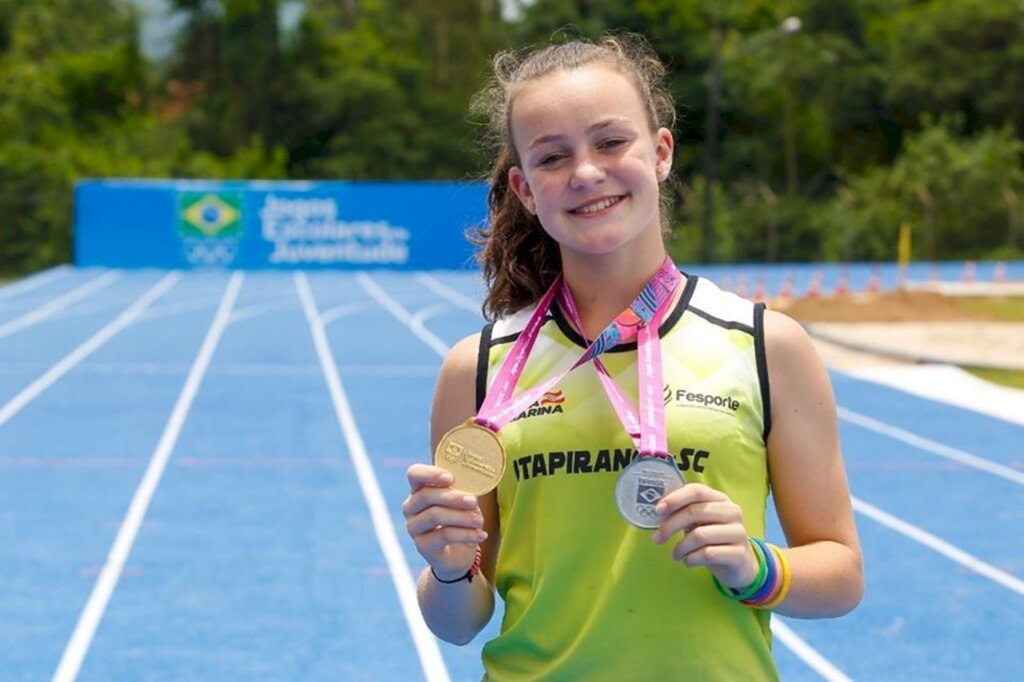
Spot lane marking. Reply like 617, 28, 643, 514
0, 265, 70, 301
853, 496, 1024, 597
295, 272, 450, 682
52, 272, 243, 682
772, 621, 853, 682
0, 271, 121, 340
355, 273, 450, 358
840, 407, 1024, 486
0, 273, 180, 428
414, 274, 481, 315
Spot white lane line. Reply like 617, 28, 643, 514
355, 273, 449, 358
414, 274, 481, 315
839, 407, 1024, 486
320, 302, 371, 327
0, 273, 180, 428
845, 364, 1024, 427
295, 272, 450, 682
853, 496, 1024, 597
52, 272, 244, 682
0, 271, 121, 340
771, 621, 853, 682
410, 303, 453, 347
0, 265, 70, 301
369, 273, 853, 681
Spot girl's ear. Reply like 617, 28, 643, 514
655, 127, 674, 182
508, 166, 537, 215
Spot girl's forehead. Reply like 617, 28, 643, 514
513, 63, 637, 102
509, 65, 647, 132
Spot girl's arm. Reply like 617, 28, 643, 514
403, 334, 500, 644
763, 309, 863, 617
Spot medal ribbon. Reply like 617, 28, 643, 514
559, 268, 676, 458
475, 256, 681, 445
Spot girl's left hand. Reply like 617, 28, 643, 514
651, 483, 759, 590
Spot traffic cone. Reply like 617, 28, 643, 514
963, 260, 976, 284
804, 270, 822, 298
753, 275, 766, 302
867, 263, 881, 294
833, 269, 850, 297
736, 273, 749, 298
777, 274, 794, 304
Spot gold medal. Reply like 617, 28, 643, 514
433, 419, 506, 495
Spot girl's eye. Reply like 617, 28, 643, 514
600, 138, 627, 151
538, 153, 566, 166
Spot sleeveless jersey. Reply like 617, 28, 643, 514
475, 275, 778, 681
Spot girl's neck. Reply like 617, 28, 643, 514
559, 246, 677, 340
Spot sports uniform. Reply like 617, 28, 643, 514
476, 275, 778, 681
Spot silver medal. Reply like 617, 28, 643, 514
614, 456, 685, 529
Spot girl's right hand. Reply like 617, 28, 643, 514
402, 463, 488, 581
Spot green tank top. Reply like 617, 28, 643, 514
476, 275, 778, 681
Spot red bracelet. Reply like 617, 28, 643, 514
431, 547, 482, 584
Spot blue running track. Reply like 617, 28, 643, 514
0, 265, 1021, 681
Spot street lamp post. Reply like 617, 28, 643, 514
702, 16, 801, 264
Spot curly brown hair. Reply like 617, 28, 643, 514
468, 33, 677, 320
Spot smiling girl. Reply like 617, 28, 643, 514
402, 33, 862, 680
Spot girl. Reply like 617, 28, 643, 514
402, 33, 862, 680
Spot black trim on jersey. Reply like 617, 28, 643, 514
549, 274, 697, 352
753, 302, 772, 442
476, 322, 494, 412
487, 313, 555, 349
685, 306, 755, 336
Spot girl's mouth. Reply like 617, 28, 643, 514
570, 195, 626, 215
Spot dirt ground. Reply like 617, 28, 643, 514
777, 290, 1016, 323
772, 290, 1024, 371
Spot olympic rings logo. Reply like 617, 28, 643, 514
184, 240, 239, 266
633, 504, 660, 518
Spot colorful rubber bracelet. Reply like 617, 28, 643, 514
742, 538, 779, 605
714, 538, 767, 602
758, 544, 792, 610
750, 551, 782, 605
430, 546, 482, 584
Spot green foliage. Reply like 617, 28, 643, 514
830, 117, 1024, 261
0, 0, 287, 272
1, 0, 1023, 272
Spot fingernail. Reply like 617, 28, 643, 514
652, 531, 662, 544
655, 502, 666, 514
440, 473, 454, 484
463, 495, 476, 505
478, 531, 489, 541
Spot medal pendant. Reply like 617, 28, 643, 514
433, 420, 507, 495
614, 455, 684, 529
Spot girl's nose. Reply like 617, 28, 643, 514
570, 157, 605, 189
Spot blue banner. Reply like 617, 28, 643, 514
74, 179, 489, 270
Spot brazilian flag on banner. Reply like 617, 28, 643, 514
177, 192, 243, 238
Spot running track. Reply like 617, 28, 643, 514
0, 265, 1021, 681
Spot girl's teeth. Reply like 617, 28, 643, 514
576, 196, 620, 214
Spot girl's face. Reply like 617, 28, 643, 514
507, 64, 673, 261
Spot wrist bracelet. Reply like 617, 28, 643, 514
714, 537, 769, 602
430, 547, 482, 584
757, 544, 792, 610
742, 538, 779, 605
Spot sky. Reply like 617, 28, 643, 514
131, 0, 525, 61
131, 0, 304, 61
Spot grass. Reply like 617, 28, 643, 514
956, 297, 1024, 321
965, 367, 1024, 390
958, 298, 1024, 388
956, 298, 1024, 389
